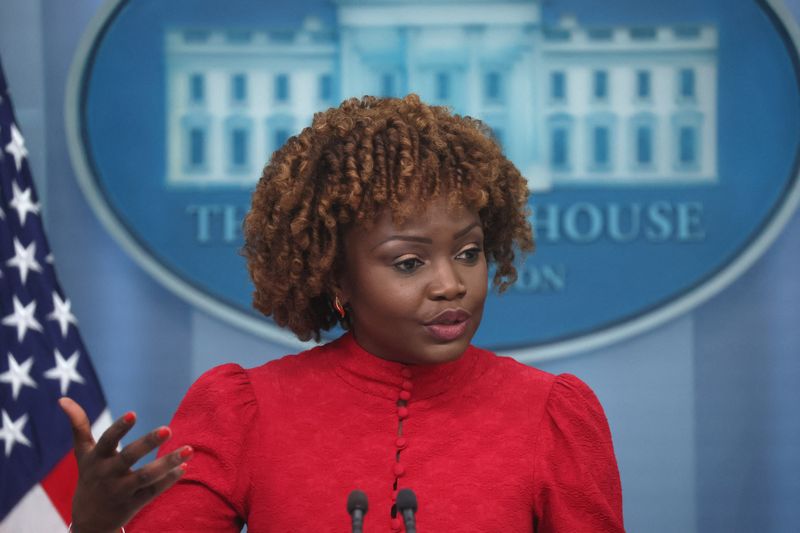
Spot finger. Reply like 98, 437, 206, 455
94, 410, 138, 458
123, 445, 193, 492
130, 461, 189, 509
58, 397, 95, 459
114, 426, 172, 472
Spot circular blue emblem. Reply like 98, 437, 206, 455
67, 0, 800, 360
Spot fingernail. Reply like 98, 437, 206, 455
180, 462, 188, 473
157, 427, 171, 439
123, 412, 136, 424
179, 446, 193, 458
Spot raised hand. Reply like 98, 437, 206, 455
58, 397, 192, 533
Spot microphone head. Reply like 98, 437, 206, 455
396, 488, 418, 512
347, 489, 369, 515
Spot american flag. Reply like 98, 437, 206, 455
0, 56, 111, 530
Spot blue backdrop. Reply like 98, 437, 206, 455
0, 1, 798, 531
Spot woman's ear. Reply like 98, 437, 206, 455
331, 273, 351, 306
330, 270, 352, 324
332, 231, 352, 305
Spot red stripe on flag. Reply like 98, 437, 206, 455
40, 450, 78, 524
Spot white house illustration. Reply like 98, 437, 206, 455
165, 0, 718, 189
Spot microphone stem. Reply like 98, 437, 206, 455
401, 509, 416, 533
352, 510, 364, 533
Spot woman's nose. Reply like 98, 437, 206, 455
428, 260, 467, 300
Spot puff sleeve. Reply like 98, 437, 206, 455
127, 363, 258, 532
533, 374, 624, 532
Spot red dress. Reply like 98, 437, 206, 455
129, 333, 624, 532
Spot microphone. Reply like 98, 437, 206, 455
346, 489, 368, 533
396, 488, 418, 533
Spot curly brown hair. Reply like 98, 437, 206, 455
243, 94, 534, 341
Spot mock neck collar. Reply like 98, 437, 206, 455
329, 331, 480, 401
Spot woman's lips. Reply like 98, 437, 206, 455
425, 319, 469, 342
423, 308, 472, 342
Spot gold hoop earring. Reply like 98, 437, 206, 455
334, 296, 346, 319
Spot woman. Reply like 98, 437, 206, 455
60, 94, 624, 532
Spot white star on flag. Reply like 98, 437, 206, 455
0, 205, 5, 219
5, 123, 28, 172
0, 353, 37, 401
1, 295, 44, 342
47, 292, 79, 337
44, 349, 85, 395
9, 180, 40, 226
0, 409, 32, 457
5, 237, 43, 285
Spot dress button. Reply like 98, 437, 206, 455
397, 406, 409, 419
394, 463, 405, 476
399, 390, 411, 401
401, 368, 413, 378
395, 437, 408, 449
391, 517, 402, 530
402, 380, 413, 391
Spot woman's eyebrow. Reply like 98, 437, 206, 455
372, 222, 481, 250
371, 235, 432, 250
453, 221, 481, 239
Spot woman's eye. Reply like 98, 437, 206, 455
456, 247, 482, 263
394, 257, 423, 273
